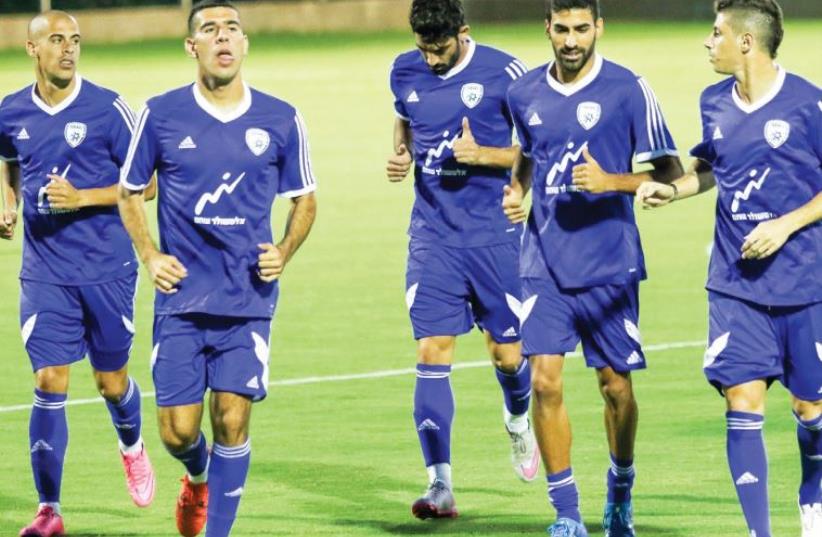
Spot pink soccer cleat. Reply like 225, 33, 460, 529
19, 505, 65, 537
176, 475, 208, 537
121, 442, 156, 507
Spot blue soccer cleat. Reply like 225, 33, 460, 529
546, 517, 589, 536
603, 501, 636, 537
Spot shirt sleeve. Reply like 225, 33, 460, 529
506, 89, 531, 157
389, 62, 410, 121
277, 110, 317, 198
631, 77, 678, 163
689, 93, 718, 165
119, 106, 159, 191
109, 96, 136, 169
811, 97, 822, 165
0, 101, 18, 162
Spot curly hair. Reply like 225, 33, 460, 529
410, 0, 466, 43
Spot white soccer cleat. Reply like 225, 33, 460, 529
506, 418, 541, 482
411, 479, 458, 519
800, 502, 822, 537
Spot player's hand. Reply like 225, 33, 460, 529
0, 207, 17, 240
46, 174, 84, 210
741, 217, 794, 260
453, 117, 481, 165
502, 184, 527, 224
257, 243, 287, 282
636, 181, 676, 209
571, 146, 611, 194
387, 144, 413, 182
144, 250, 187, 294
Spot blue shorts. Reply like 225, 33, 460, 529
405, 239, 522, 343
704, 292, 822, 401
20, 275, 137, 373
151, 314, 273, 407
521, 277, 645, 372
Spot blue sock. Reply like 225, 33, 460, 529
105, 377, 142, 449
30, 389, 68, 503
206, 440, 251, 537
413, 364, 454, 468
795, 411, 822, 506
726, 411, 770, 536
607, 453, 635, 503
495, 358, 531, 417
547, 468, 581, 523
168, 432, 210, 479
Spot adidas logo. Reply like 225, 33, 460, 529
735, 472, 759, 485
417, 419, 440, 431
224, 487, 244, 498
626, 351, 643, 365
30, 439, 53, 452
528, 112, 542, 126
178, 136, 197, 149
407, 91, 419, 103
17, 128, 30, 140
713, 126, 724, 140
246, 376, 259, 389
502, 326, 518, 338
115, 423, 136, 430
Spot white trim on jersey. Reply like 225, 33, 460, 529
394, 109, 410, 121
278, 184, 317, 199
112, 96, 136, 134
31, 75, 83, 116
545, 54, 603, 97
439, 37, 476, 81
636, 77, 676, 162
635, 148, 679, 163
293, 111, 317, 191
0, 155, 18, 162
192, 82, 252, 123
119, 106, 152, 191
732, 64, 786, 114
506, 60, 527, 80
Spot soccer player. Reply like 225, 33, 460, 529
504, 1, 684, 535
0, 11, 156, 537
386, 0, 540, 519
118, 1, 317, 536
637, 1, 822, 535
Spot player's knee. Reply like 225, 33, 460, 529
599, 375, 634, 407
490, 344, 522, 372
212, 414, 249, 446
159, 425, 200, 453
94, 370, 128, 403
532, 373, 563, 405
417, 337, 454, 365
34, 366, 69, 393
792, 397, 822, 421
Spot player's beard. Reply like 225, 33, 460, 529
430, 40, 462, 76
553, 40, 596, 76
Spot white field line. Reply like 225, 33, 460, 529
0, 340, 704, 414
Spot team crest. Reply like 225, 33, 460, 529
460, 83, 484, 109
245, 128, 270, 157
576, 102, 601, 130
63, 122, 86, 148
763, 119, 790, 149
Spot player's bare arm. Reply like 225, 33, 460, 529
503, 151, 533, 224
258, 191, 316, 282
387, 117, 413, 182
742, 192, 822, 260
572, 147, 684, 194
637, 158, 716, 209
118, 185, 187, 293
452, 117, 521, 168
0, 161, 20, 240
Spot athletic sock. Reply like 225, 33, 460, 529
30, 389, 68, 504
547, 468, 581, 523
105, 376, 142, 450
205, 439, 251, 537
726, 411, 770, 536
795, 411, 822, 506
496, 358, 531, 432
414, 364, 454, 483
168, 431, 210, 482
607, 453, 635, 504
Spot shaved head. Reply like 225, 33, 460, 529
28, 10, 78, 42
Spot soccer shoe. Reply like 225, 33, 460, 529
506, 419, 541, 482
121, 442, 156, 507
801, 502, 822, 537
411, 479, 458, 519
603, 501, 636, 537
176, 475, 208, 537
546, 517, 589, 537
19, 505, 65, 537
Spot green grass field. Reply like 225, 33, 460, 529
0, 20, 820, 536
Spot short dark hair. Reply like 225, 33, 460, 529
715, 0, 784, 57
545, 0, 600, 20
409, 0, 466, 43
188, 0, 239, 35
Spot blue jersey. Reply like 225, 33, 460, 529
389, 38, 527, 247
691, 68, 822, 307
507, 55, 677, 289
120, 83, 317, 318
0, 77, 137, 285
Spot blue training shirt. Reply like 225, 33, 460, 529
120, 83, 317, 318
691, 67, 822, 306
507, 55, 678, 289
389, 38, 527, 248
0, 76, 137, 285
